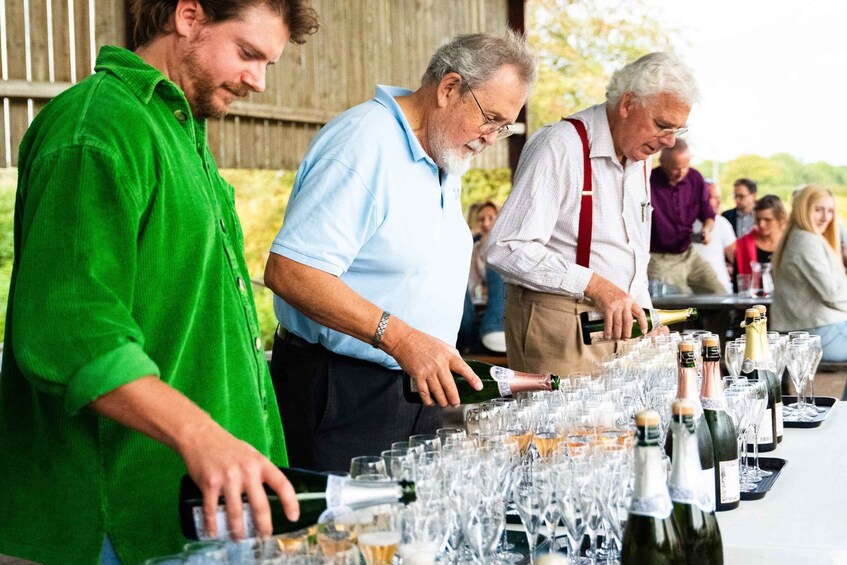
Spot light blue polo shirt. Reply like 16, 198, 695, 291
270, 85, 472, 370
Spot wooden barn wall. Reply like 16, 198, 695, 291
0, 0, 512, 170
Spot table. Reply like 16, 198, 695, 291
717, 401, 847, 564
652, 293, 772, 312
506, 403, 847, 565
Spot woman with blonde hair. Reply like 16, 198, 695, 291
771, 185, 847, 361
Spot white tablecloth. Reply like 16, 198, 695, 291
718, 401, 847, 565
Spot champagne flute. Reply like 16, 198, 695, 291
805, 335, 824, 415
357, 508, 401, 565
724, 341, 744, 379
512, 464, 551, 563
350, 456, 387, 479
785, 340, 811, 421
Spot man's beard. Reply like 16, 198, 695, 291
183, 44, 249, 119
429, 125, 486, 177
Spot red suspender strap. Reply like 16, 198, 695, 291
563, 118, 592, 268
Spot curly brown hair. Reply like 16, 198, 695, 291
131, 0, 319, 47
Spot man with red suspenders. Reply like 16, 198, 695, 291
488, 53, 698, 374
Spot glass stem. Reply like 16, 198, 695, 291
753, 425, 761, 474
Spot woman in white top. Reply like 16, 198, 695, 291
771, 185, 847, 361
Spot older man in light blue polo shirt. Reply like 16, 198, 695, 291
264, 32, 536, 471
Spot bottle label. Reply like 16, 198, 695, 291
701, 468, 716, 512
775, 401, 784, 437
719, 459, 741, 504
192, 505, 255, 541
326, 473, 347, 509
741, 359, 755, 374
497, 379, 512, 397
490, 366, 515, 382
668, 483, 712, 513
745, 408, 773, 444
701, 398, 725, 411
629, 494, 673, 519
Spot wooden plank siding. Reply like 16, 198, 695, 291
1, 0, 514, 170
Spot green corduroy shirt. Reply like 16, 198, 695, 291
0, 46, 287, 565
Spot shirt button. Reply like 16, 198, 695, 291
255, 337, 263, 351
173, 109, 188, 123
237, 277, 246, 292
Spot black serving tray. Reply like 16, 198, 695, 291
740, 457, 786, 501
782, 395, 836, 428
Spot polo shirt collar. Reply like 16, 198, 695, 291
373, 85, 433, 165
94, 45, 185, 106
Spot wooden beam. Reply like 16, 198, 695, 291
0, 80, 72, 99
227, 101, 334, 125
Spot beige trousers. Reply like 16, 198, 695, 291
504, 284, 616, 376
648, 247, 726, 295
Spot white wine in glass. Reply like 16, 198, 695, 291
358, 531, 401, 565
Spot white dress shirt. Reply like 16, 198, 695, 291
488, 104, 653, 307
693, 215, 736, 293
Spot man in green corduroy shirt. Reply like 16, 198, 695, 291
0, 1, 318, 563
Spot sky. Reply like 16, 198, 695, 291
644, 0, 847, 166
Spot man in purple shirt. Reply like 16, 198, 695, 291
648, 139, 726, 294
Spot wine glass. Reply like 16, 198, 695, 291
512, 463, 552, 563
785, 340, 811, 421
409, 434, 441, 452
805, 335, 824, 415
724, 380, 756, 492
725, 341, 744, 378
356, 508, 401, 565
745, 379, 772, 480
349, 456, 387, 479
460, 494, 506, 564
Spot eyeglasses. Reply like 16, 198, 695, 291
652, 119, 688, 138
465, 83, 513, 140
646, 109, 688, 138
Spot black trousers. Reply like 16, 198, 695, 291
270, 331, 443, 473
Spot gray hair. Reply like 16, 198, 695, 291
661, 138, 689, 158
605, 52, 699, 108
421, 31, 537, 92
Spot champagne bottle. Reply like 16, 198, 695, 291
179, 467, 416, 540
580, 308, 699, 345
700, 336, 740, 512
668, 400, 725, 564
753, 304, 783, 443
740, 309, 778, 453
402, 359, 560, 404
621, 410, 685, 565
665, 342, 715, 512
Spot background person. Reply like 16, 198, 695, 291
693, 179, 736, 293
723, 177, 758, 237
735, 194, 787, 275
647, 139, 726, 294
265, 32, 535, 472
0, 1, 318, 563
468, 201, 506, 352
771, 186, 847, 361
488, 52, 696, 375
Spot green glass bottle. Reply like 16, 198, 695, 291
179, 467, 416, 540
668, 400, 725, 564
700, 336, 740, 512
580, 308, 699, 345
402, 359, 560, 404
753, 304, 783, 444
665, 341, 715, 512
621, 410, 685, 565
740, 309, 779, 453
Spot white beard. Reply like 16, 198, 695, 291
430, 128, 486, 177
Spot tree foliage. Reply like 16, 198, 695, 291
526, 0, 676, 130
